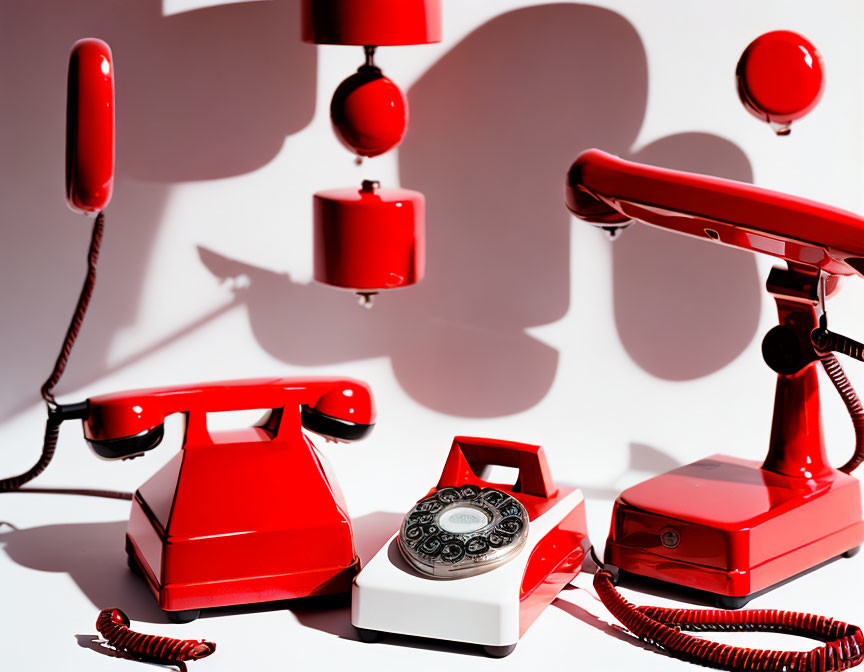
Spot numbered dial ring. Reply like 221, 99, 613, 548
398, 486, 528, 578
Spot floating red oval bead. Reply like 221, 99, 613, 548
330, 66, 408, 158
66, 38, 115, 213
736, 30, 824, 135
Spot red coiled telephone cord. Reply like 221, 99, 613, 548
96, 608, 215, 671
593, 568, 864, 672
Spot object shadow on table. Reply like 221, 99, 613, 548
0, 0, 315, 423
0, 519, 169, 623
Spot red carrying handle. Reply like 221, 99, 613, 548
436, 436, 558, 499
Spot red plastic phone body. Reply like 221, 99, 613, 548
105, 378, 374, 614
314, 182, 425, 292
301, 0, 442, 46
567, 150, 864, 605
66, 38, 114, 214
736, 31, 824, 133
436, 437, 589, 637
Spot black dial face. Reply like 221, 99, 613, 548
397, 486, 529, 579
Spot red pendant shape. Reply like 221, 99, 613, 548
66, 38, 115, 213
314, 181, 425, 292
330, 66, 408, 158
736, 31, 824, 135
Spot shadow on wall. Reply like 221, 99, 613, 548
0, 0, 315, 420
618, 135, 759, 380
199, 3, 758, 417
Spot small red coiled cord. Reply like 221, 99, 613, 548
96, 608, 215, 669
593, 569, 864, 671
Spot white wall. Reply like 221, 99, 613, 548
2, 1, 863, 670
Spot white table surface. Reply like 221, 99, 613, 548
3, 483, 862, 672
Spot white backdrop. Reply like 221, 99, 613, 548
2, 1, 864, 670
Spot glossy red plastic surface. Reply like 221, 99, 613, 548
434, 436, 589, 638
737, 31, 824, 134
566, 149, 864, 277
84, 377, 374, 442
331, 67, 407, 158
66, 38, 114, 214
314, 183, 425, 291
606, 454, 863, 598
301, 0, 442, 46
95, 378, 373, 613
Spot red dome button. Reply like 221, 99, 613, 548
736, 31, 824, 135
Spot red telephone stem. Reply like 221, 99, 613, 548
594, 570, 864, 671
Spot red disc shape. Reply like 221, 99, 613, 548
314, 181, 425, 291
736, 30, 824, 134
330, 66, 407, 158
66, 38, 115, 213
301, 0, 442, 46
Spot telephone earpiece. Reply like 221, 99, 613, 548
301, 382, 375, 442
86, 425, 164, 461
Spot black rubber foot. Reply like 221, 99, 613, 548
355, 627, 381, 643
165, 609, 200, 623
714, 594, 751, 610
483, 644, 517, 658
843, 545, 861, 559
126, 554, 142, 576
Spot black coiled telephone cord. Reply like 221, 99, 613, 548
0, 212, 130, 500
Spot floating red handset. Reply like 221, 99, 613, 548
66, 38, 114, 214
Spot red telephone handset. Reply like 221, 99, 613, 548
566, 148, 864, 276
82, 377, 375, 460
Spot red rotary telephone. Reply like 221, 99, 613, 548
86, 377, 376, 621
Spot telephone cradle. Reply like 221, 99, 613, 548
352, 436, 590, 657
80, 378, 376, 622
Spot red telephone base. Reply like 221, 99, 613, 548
605, 454, 864, 606
124, 427, 360, 617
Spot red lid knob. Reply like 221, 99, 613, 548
314, 181, 425, 294
301, 0, 442, 46
330, 66, 407, 158
66, 38, 115, 213
736, 30, 824, 135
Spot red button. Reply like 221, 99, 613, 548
736, 31, 824, 135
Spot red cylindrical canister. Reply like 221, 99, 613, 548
66, 38, 115, 213
314, 181, 425, 293
301, 0, 442, 46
